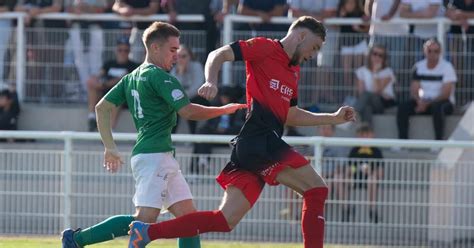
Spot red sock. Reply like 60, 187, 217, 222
147, 210, 231, 240
301, 187, 328, 248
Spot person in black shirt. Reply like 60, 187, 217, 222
344, 123, 383, 223
86, 37, 139, 131
0, 87, 20, 137
445, 0, 474, 103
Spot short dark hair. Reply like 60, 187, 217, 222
0, 89, 12, 99
356, 122, 373, 134
142, 22, 180, 50
289, 16, 326, 41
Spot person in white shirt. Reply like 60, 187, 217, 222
396, 38, 457, 140
399, 0, 443, 62
355, 45, 397, 125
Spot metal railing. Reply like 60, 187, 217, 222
1, 13, 474, 106
0, 131, 473, 246
1, 12, 204, 102
221, 15, 474, 107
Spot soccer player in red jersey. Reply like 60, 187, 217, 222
128, 16, 356, 248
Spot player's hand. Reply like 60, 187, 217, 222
333, 106, 356, 124
103, 148, 124, 173
198, 82, 218, 100
222, 103, 247, 114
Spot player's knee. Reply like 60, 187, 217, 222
221, 209, 244, 231
133, 209, 160, 223
134, 215, 156, 223
299, 173, 327, 194
225, 216, 239, 231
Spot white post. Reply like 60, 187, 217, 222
222, 14, 233, 86
16, 14, 25, 102
63, 133, 73, 229
438, 18, 446, 55
313, 137, 323, 175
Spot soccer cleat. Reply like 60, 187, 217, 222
61, 228, 82, 248
128, 221, 151, 248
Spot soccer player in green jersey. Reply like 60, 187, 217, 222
61, 21, 245, 248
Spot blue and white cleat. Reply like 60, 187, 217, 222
128, 221, 151, 248
61, 228, 82, 248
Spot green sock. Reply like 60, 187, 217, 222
74, 215, 135, 246
178, 236, 201, 248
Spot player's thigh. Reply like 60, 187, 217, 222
162, 157, 195, 216
219, 186, 253, 230
131, 153, 175, 218
134, 206, 161, 223
276, 164, 327, 195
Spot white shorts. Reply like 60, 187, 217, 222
341, 40, 369, 55
131, 152, 192, 210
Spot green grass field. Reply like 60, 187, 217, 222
0, 237, 306, 248
0, 236, 368, 248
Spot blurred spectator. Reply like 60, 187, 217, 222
237, 0, 288, 31
15, 0, 66, 102
0, 0, 16, 86
345, 123, 383, 223
0, 87, 20, 132
365, 0, 409, 69
213, 0, 239, 23
190, 86, 245, 175
317, 125, 351, 212
445, 0, 474, 103
206, 0, 239, 54
170, 45, 210, 134
15, 0, 62, 27
86, 37, 139, 131
64, 0, 109, 95
338, 0, 370, 85
166, 0, 228, 55
397, 38, 457, 140
112, 0, 159, 62
354, 44, 397, 125
289, 0, 339, 66
400, 0, 443, 61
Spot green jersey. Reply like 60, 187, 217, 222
105, 63, 190, 156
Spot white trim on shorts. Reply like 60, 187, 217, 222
131, 152, 192, 210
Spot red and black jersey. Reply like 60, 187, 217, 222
231, 37, 299, 137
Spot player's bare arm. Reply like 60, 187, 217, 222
178, 102, 246, 121
285, 105, 356, 126
95, 98, 124, 173
199, 45, 236, 100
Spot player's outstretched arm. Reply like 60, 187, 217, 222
199, 45, 236, 101
95, 98, 124, 173
178, 102, 246, 121
285, 106, 356, 126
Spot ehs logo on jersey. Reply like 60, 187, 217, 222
171, 89, 184, 101
269, 79, 293, 98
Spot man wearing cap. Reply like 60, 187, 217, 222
86, 37, 140, 132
